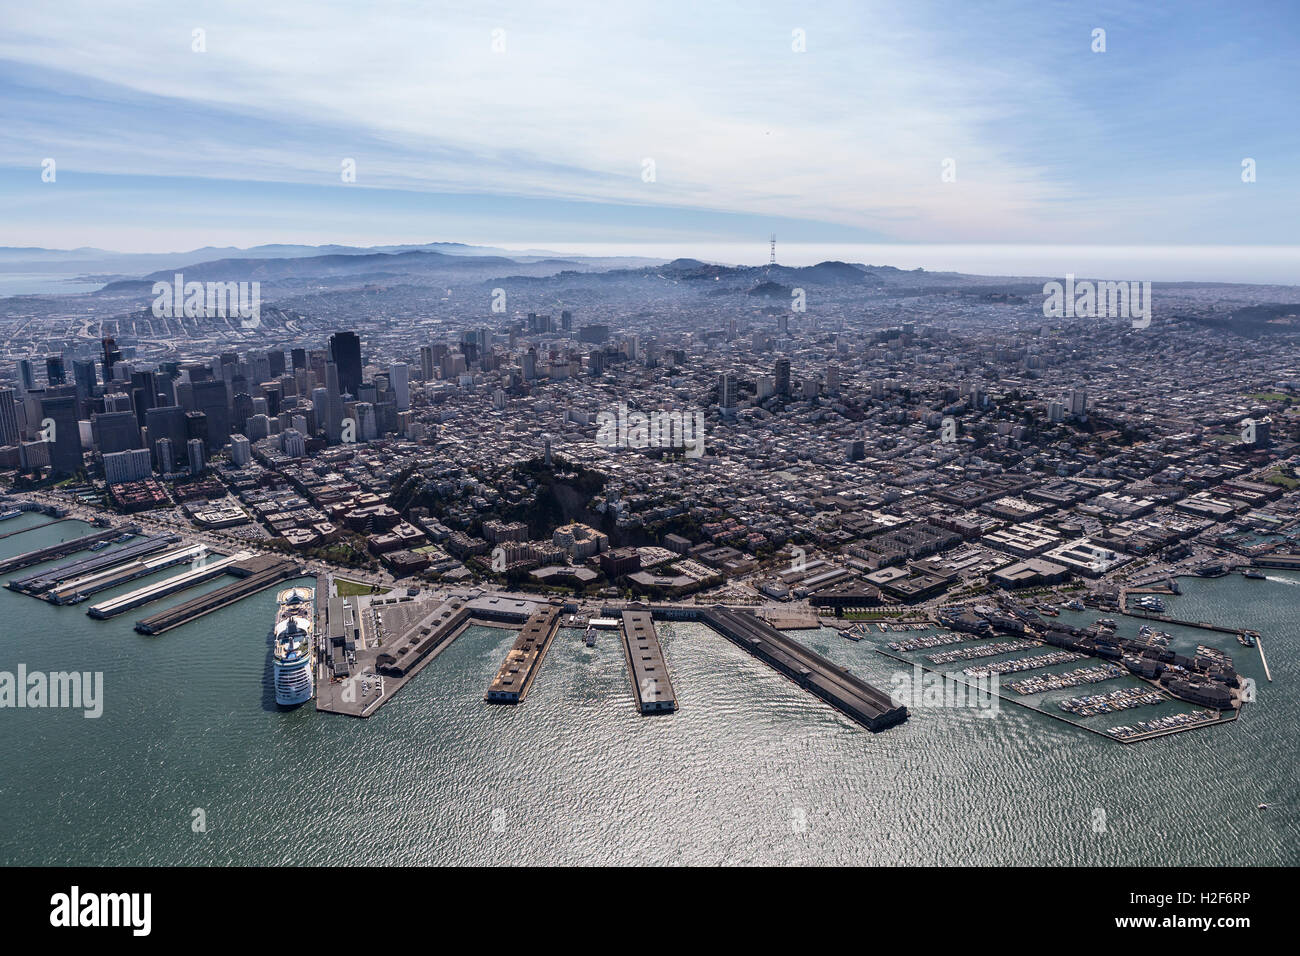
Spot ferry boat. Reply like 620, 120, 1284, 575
583, 626, 596, 647
272, 587, 315, 707
89, 540, 110, 551
0, 508, 21, 521
1241, 569, 1265, 580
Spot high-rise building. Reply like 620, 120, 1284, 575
230, 434, 251, 467
718, 373, 738, 414
130, 370, 158, 426
72, 359, 97, 411
324, 363, 344, 443
1068, 388, 1087, 416
101, 337, 122, 380
0, 388, 21, 446
419, 345, 435, 382
187, 438, 206, 475
774, 357, 791, 396
45, 354, 67, 386
91, 410, 142, 455
39, 394, 82, 476
154, 437, 176, 474
145, 406, 188, 468
388, 362, 410, 411
103, 448, 152, 484
17, 359, 36, 393
191, 380, 231, 452
329, 331, 362, 397
281, 428, 306, 458
355, 402, 377, 441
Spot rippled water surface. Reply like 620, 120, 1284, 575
1, 515, 1295, 865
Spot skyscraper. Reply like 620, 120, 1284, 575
191, 380, 231, 452
0, 388, 20, 446
187, 438, 206, 475
774, 357, 791, 397
323, 363, 344, 443
91, 410, 142, 455
329, 331, 362, 397
101, 337, 122, 380
388, 362, 410, 411
39, 394, 82, 476
718, 373, 738, 415
17, 359, 35, 393
45, 354, 67, 386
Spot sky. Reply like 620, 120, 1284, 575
0, 0, 1296, 254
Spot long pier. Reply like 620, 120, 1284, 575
1256, 634, 1273, 682
0, 526, 133, 575
132, 556, 302, 634
88, 551, 253, 618
620, 610, 677, 714
0, 517, 69, 540
44, 545, 209, 605
8, 533, 179, 596
485, 604, 562, 704
699, 606, 907, 731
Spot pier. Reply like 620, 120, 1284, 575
318, 595, 472, 717
131, 556, 302, 634
485, 603, 563, 704
620, 609, 677, 714
0, 517, 70, 540
699, 606, 907, 731
7, 533, 179, 597
88, 551, 253, 618
0, 526, 133, 575
45, 544, 209, 605
1256, 634, 1273, 682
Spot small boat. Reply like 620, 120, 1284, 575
1258, 803, 1269, 810
1242, 569, 1265, 580
583, 626, 596, 647
89, 540, 110, 551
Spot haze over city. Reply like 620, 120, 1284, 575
0, 0, 1292, 918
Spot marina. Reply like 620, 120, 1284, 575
926, 639, 1042, 665
1007, 665, 1127, 695
962, 650, 1084, 679
1060, 687, 1166, 718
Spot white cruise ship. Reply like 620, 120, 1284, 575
272, 587, 315, 707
